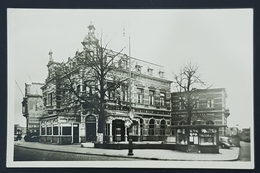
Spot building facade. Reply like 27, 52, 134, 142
171, 88, 230, 136
22, 82, 45, 134
39, 23, 172, 144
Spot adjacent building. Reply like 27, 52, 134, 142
39, 23, 172, 144
171, 88, 230, 136
22, 82, 45, 134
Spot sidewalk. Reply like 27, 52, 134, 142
14, 141, 240, 161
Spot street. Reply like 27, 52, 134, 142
238, 141, 251, 161
14, 146, 141, 161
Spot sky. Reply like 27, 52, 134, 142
8, 9, 253, 129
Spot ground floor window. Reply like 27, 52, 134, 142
53, 126, 59, 135
47, 127, 52, 135
41, 127, 45, 135
149, 119, 155, 135
132, 121, 138, 135
160, 120, 166, 135
62, 126, 71, 135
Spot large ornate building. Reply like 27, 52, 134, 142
39, 23, 172, 144
171, 88, 230, 136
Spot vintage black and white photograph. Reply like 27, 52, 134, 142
7, 9, 254, 168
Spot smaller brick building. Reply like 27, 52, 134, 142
171, 88, 230, 136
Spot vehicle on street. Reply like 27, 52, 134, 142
219, 137, 233, 149
24, 131, 39, 142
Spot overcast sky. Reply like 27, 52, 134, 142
8, 9, 253, 129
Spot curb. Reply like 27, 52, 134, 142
14, 144, 239, 161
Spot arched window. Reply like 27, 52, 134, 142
160, 120, 166, 135
149, 119, 155, 135
206, 120, 214, 125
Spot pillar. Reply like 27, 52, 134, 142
71, 123, 74, 143
109, 122, 113, 143
125, 126, 128, 142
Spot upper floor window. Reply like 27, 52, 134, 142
207, 99, 214, 108
159, 71, 164, 78
160, 93, 165, 106
137, 88, 144, 104
149, 90, 155, 105
194, 100, 199, 108
135, 65, 142, 72
122, 85, 128, 102
120, 59, 128, 69
48, 93, 53, 106
147, 68, 153, 75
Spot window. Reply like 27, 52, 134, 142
149, 90, 155, 105
122, 85, 128, 101
147, 68, 153, 75
159, 71, 164, 78
47, 127, 52, 135
107, 83, 115, 100
135, 65, 141, 72
160, 120, 166, 135
160, 93, 165, 106
41, 127, 45, 135
62, 127, 71, 135
132, 121, 138, 135
179, 102, 185, 110
194, 100, 199, 108
149, 119, 155, 135
207, 99, 214, 108
137, 88, 144, 104
48, 93, 53, 106
120, 59, 128, 69
53, 126, 59, 135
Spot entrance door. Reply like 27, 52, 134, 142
73, 124, 79, 143
112, 120, 125, 142
85, 115, 96, 142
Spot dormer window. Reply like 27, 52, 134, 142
159, 71, 164, 78
120, 59, 128, 69
147, 68, 153, 75
135, 65, 142, 72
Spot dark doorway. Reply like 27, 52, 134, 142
85, 115, 96, 142
73, 124, 79, 143
112, 120, 125, 142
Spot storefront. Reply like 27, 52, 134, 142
171, 125, 226, 153
39, 116, 80, 144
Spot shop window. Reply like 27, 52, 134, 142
199, 128, 217, 145
132, 121, 138, 135
177, 129, 187, 145
149, 119, 155, 135
41, 127, 45, 135
47, 127, 52, 135
53, 126, 58, 135
62, 126, 71, 135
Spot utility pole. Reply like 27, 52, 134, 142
127, 29, 134, 156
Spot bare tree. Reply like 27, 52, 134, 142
173, 62, 210, 125
53, 36, 128, 141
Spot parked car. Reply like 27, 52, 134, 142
24, 131, 39, 142
219, 137, 233, 149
